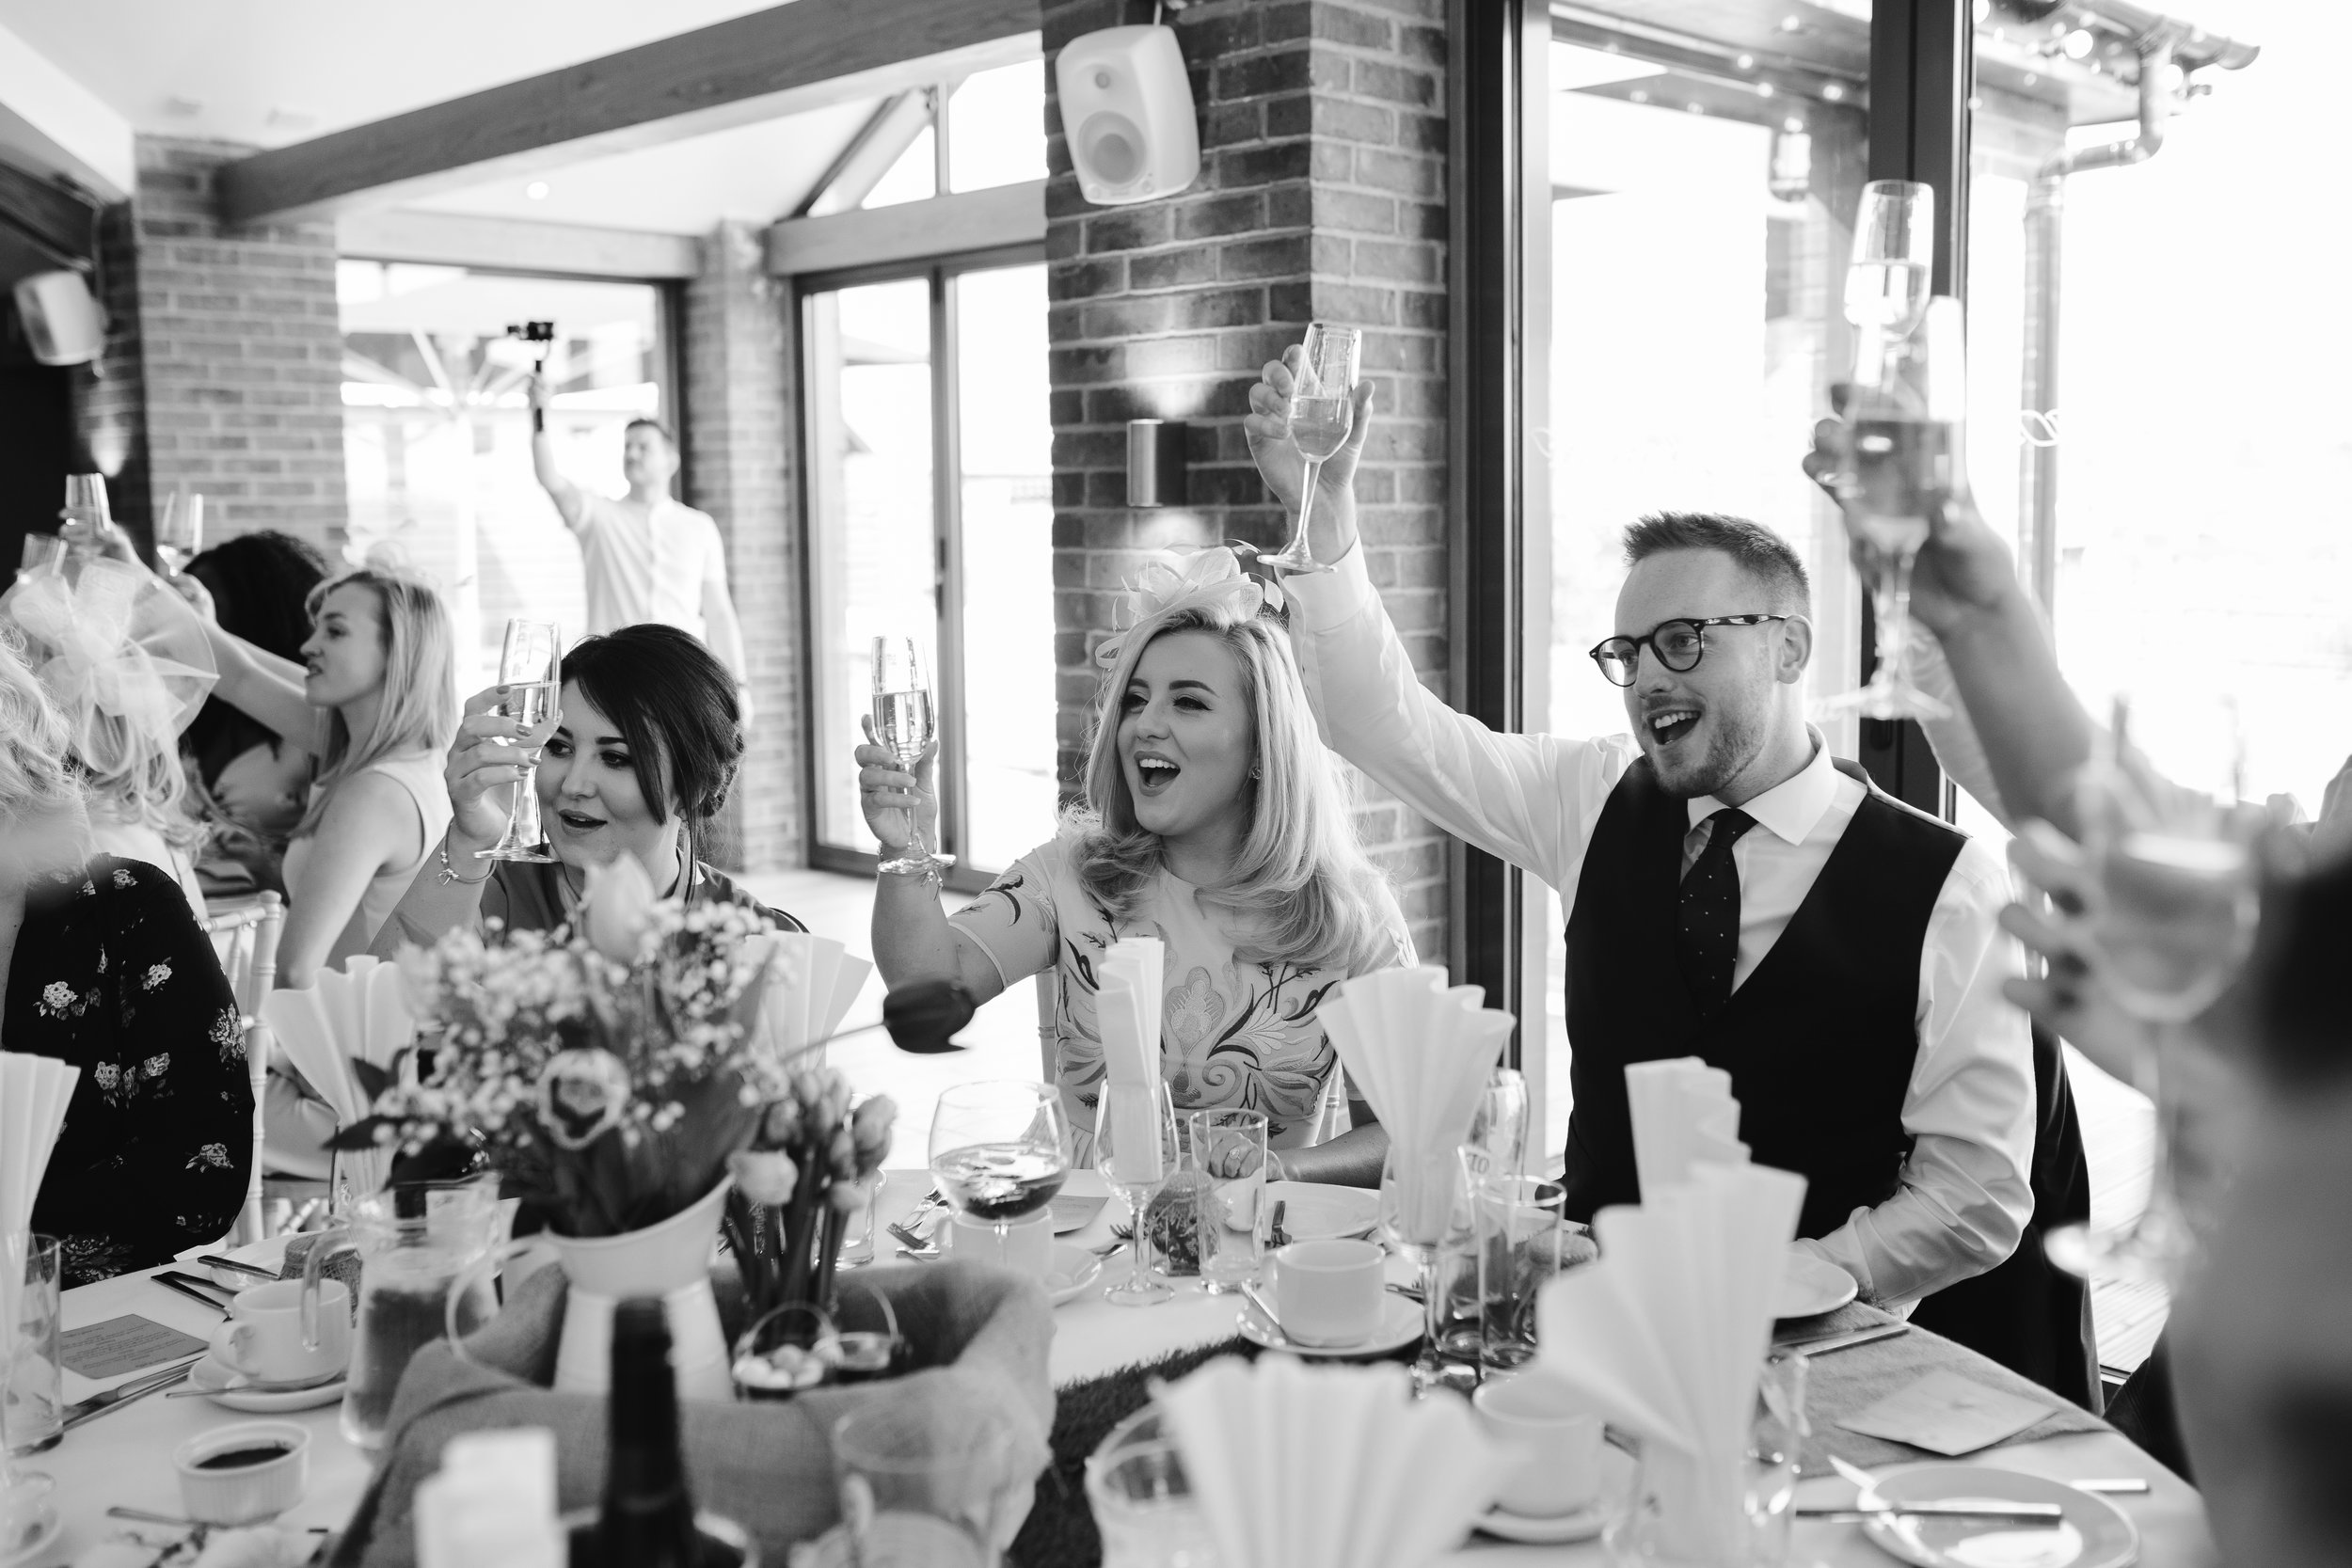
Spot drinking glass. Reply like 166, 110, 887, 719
1256, 322, 1361, 575
872, 636, 949, 878
928, 1081, 1070, 1258
1465, 1157, 1572, 1371
1096, 1081, 1179, 1307
1466, 1067, 1531, 1175
155, 488, 205, 576
2044, 691, 2257, 1285
4, 1237, 60, 1458
479, 619, 561, 863
1606, 1351, 1806, 1568
1182, 1108, 1268, 1294
1085, 1406, 1219, 1568
833, 1402, 1012, 1567
1843, 181, 1933, 339
60, 473, 111, 540
15, 533, 63, 581
1379, 1145, 1474, 1392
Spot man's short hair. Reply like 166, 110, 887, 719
1622, 512, 1811, 615
624, 416, 676, 449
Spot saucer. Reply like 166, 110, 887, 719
1263, 1181, 1380, 1243
188, 1353, 347, 1412
1778, 1247, 1860, 1319
1474, 1446, 1634, 1544
0, 1504, 58, 1568
1857, 1464, 2138, 1568
1045, 1244, 1105, 1307
1235, 1292, 1422, 1357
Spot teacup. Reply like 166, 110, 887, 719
937, 1211, 1054, 1277
1472, 1372, 1605, 1517
209, 1278, 351, 1388
1271, 1238, 1384, 1347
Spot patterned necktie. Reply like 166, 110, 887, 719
1677, 808, 1757, 1020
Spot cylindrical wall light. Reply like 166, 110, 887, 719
1126, 419, 1188, 507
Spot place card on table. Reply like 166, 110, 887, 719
1837, 1369, 2052, 1456
59, 1314, 209, 1380
1049, 1194, 1107, 1233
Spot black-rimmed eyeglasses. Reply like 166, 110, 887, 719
1587, 615, 1790, 688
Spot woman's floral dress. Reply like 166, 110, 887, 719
951, 836, 1414, 1159
9, 856, 252, 1286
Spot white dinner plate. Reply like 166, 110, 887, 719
1778, 1247, 1860, 1319
1474, 1446, 1636, 1544
1235, 1293, 1422, 1358
187, 1352, 347, 1413
1263, 1180, 1380, 1243
1045, 1244, 1105, 1307
1858, 1464, 2139, 1568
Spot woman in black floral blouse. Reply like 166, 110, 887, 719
1, 635, 251, 1286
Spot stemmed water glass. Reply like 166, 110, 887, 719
1379, 1146, 1474, 1393
928, 1081, 1069, 1257
1823, 182, 1956, 722
872, 636, 949, 879
479, 619, 562, 863
1256, 322, 1360, 575
2044, 692, 2260, 1285
1095, 1080, 1179, 1307
155, 487, 204, 576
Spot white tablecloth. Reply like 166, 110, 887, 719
24, 1169, 2217, 1567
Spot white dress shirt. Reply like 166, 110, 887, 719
1284, 543, 2035, 1308
569, 494, 731, 640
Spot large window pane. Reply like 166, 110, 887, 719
1537, 19, 1867, 1161
953, 263, 1057, 872
948, 61, 1048, 193
806, 277, 936, 854
339, 265, 664, 691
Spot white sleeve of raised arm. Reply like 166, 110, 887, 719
1281, 542, 1620, 893
1798, 836, 2035, 1310
1909, 627, 2011, 827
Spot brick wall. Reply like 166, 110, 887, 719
683, 221, 803, 874
1041, 0, 1452, 957
83, 135, 346, 556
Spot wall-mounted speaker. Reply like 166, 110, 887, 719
11, 271, 103, 366
1057, 24, 1200, 206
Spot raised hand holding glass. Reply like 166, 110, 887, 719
872, 635, 949, 878
480, 619, 562, 863
1256, 322, 1360, 575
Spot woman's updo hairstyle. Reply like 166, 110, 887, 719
561, 625, 743, 830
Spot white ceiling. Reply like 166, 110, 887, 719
0, 0, 888, 232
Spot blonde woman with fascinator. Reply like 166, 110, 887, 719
0, 634, 250, 1284
859, 548, 1413, 1184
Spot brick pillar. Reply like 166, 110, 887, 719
1042, 0, 1451, 958
79, 135, 346, 555
683, 221, 802, 874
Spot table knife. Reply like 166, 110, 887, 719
60, 1356, 205, 1431
1781, 1322, 1908, 1357
1798, 1501, 2065, 1524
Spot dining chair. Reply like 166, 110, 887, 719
201, 891, 284, 1245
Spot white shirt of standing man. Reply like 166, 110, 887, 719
526, 375, 754, 729
1239, 349, 2034, 1312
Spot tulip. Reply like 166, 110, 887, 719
729, 1148, 800, 1207
580, 853, 660, 965
850, 1094, 897, 1166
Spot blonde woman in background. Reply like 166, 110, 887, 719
192, 567, 456, 987
860, 548, 1412, 1185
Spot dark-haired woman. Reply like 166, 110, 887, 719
373, 623, 802, 950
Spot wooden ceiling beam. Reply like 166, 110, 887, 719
336, 209, 702, 279
215, 0, 1040, 226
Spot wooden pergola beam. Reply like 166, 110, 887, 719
337, 209, 702, 279
215, 0, 1040, 226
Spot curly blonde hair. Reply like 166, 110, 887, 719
0, 629, 91, 859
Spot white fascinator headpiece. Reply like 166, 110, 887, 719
2, 557, 219, 753
1093, 546, 1285, 671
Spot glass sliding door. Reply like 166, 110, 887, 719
803, 258, 1055, 882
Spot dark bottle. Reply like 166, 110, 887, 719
592, 1299, 702, 1568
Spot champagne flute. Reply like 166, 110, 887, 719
1095, 1080, 1178, 1307
1256, 322, 1361, 575
59, 473, 111, 560
155, 488, 204, 576
872, 636, 950, 878
478, 619, 562, 863
928, 1081, 1070, 1255
2044, 692, 2257, 1285
1466, 1066, 1530, 1176
1822, 293, 1965, 722
1844, 180, 1933, 340
1379, 1145, 1473, 1392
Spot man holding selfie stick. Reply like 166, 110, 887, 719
526, 371, 753, 725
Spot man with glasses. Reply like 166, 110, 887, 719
1244, 358, 2032, 1315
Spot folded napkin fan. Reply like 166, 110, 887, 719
1318, 966, 1513, 1242
1537, 1161, 1807, 1566
1157, 1355, 1505, 1568
261, 956, 418, 1197
1, 1052, 80, 1363
749, 931, 873, 1061
1096, 938, 1167, 1179
1626, 1056, 1750, 1199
